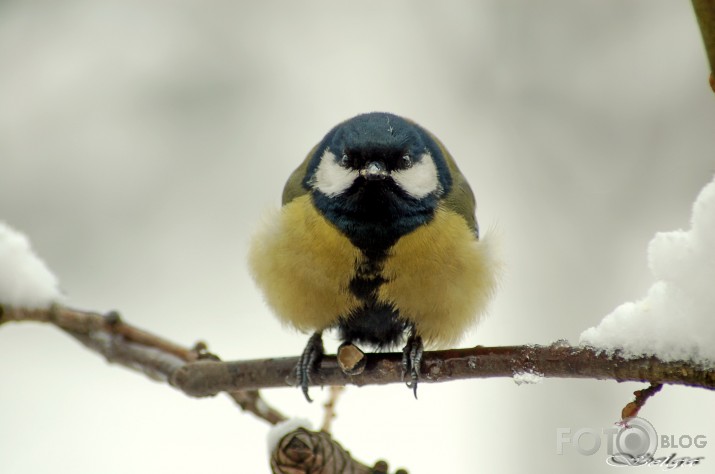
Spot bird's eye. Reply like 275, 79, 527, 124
400, 154, 413, 169
340, 154, 350, 167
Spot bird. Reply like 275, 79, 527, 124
249, 112, 498, 401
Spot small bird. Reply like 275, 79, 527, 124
249, 112, 498, 401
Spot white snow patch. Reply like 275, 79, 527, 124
266, 418, 313, 456
512, 370, 544, 386
0, 222, 63, 308
580, 176, 715, 363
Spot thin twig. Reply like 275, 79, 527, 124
621, 383, 664, 420
321, 386, 345, 433
0, 304, 287, 425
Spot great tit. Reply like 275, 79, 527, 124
249, 112, 498, 401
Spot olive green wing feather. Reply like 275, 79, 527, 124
432, 136, 479, 238
281, 145, 317, 206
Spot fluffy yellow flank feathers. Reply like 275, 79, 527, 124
249, 195, 363, 331
378, 207, 498, 347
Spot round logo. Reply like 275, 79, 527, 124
614, 417, 658, 459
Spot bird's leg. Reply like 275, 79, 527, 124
295, 331, 324, 402
401, 328, 424, 399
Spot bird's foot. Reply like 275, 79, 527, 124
401, 333, 424, 399
295, 332, 324, 402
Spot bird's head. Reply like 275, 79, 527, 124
302, 112, 454, 251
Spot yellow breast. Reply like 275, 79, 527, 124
249, 196, 498, 346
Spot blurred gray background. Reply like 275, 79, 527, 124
1, 1, 714, 473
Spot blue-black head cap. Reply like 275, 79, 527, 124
303, 112, 453, 195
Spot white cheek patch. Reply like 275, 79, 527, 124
310, 150, 359, 197
392, 153, 441, 199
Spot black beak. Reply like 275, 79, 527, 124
360, 161, 387, 181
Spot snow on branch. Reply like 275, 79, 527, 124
581, 176, 715, 362
0, 222, 64, 308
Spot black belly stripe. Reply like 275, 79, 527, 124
339, 251, 408, 348
338, 304, 408, 349
349, 259, 386, 300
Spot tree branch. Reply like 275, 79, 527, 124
10, 304, 711, 474
0, 304, 287, 425
3, 304, 714, 403
171, 343, 715, 396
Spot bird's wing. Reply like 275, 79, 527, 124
432, 137, 479, 237
281, 145, 317, 206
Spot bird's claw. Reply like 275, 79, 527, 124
401, 333, 423, 399
295, 332, 324, 402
